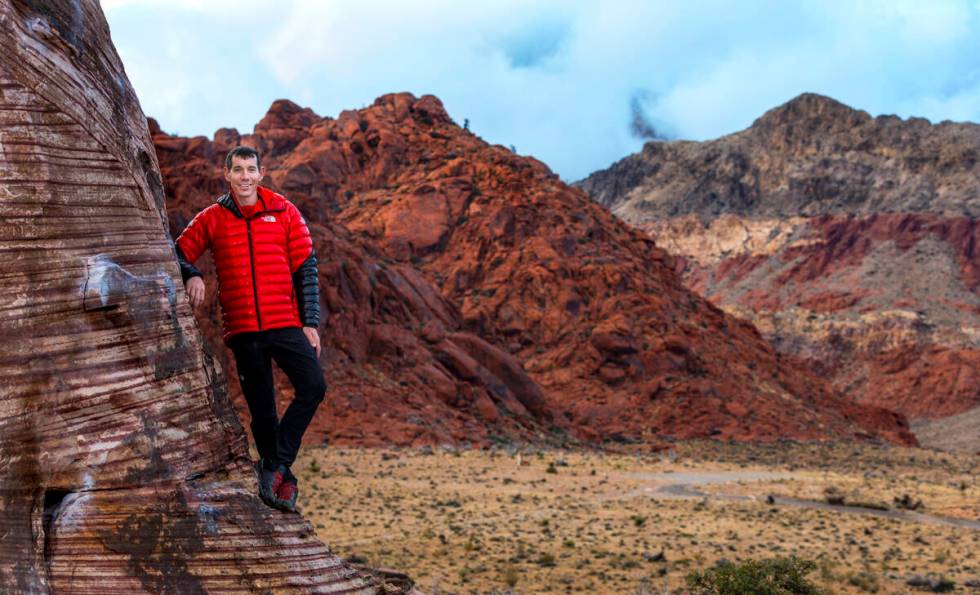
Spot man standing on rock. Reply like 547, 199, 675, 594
174, 146, 324, 512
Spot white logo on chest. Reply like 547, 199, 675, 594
261, 215, 277, 223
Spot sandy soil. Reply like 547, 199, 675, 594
290, 441, 980, 594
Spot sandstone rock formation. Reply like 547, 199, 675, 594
153, 94, 914, 447
577, 93, 980, 452
155, 113, 553, 448
0, 1, 412, 591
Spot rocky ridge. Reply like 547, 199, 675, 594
577, 93, 980, 452
580, 93, 980, 219
154, 93, 914, 448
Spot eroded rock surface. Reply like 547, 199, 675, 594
154, 93, 914, 448
0, 1, 408, 591
578, 93, 980, 452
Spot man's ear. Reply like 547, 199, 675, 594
259, 166, 267, 180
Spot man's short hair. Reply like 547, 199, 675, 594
225, 146, 261, 170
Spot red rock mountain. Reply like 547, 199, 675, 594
153, 94, 914, 447
577, 93, 980, 453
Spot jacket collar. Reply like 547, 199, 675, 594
217, 186, 286, 218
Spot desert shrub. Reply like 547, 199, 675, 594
893, 493, 924, 510
686, 556, 825, 595
907, 574, 955, 592
847, 570, 880, 592
823, 486, 845, 505
815, 554, 838, 582
501, 564, 519, 588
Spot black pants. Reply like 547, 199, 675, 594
228, 327, 326, 469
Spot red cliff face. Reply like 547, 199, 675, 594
680, 213, 980, 421
578, 93, 980, 452
0, 0, 409, 591
154, 94, 914, 447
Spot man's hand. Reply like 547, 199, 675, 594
186, 276, 205, 308
303, 326, 321, 358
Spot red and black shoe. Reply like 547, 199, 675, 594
276, 467, 299, 512
257, 459, 287, 510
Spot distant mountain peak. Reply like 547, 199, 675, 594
751, 92, 872, 133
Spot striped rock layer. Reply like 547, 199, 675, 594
0, 1, 400, 591
577, 93, 980, 453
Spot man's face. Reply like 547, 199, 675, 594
224, 155, 264, 201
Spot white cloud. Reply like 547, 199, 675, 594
103, 0, 980, 181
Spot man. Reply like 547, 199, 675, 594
174, 146, 324, 512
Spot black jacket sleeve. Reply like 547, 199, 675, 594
292, 250, 320, 328
174, 244, 203, 284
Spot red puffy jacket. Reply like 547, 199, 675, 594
174, 186, 319, 342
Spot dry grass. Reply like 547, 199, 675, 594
291, 442, 979, 594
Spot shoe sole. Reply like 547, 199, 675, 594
278, 495, 298, 512
262, 495, 295, 512
259, 493, 293, 512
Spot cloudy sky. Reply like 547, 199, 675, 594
103, 0, 980, 181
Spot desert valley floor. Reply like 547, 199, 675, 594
277, 442, 980, 593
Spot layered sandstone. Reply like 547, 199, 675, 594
0, 1, 411, 591
578, 93, 980, 452
154, 94, 914, 447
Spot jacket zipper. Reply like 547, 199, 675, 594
246, 217, 263, 330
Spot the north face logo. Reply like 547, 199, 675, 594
261, 215, 277, 223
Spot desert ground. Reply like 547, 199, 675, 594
290, 441, 979, 594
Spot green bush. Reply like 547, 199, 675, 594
686, 556, 826, 595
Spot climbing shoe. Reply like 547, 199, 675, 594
276, 467, 299, 512
257, 459, 287, 509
